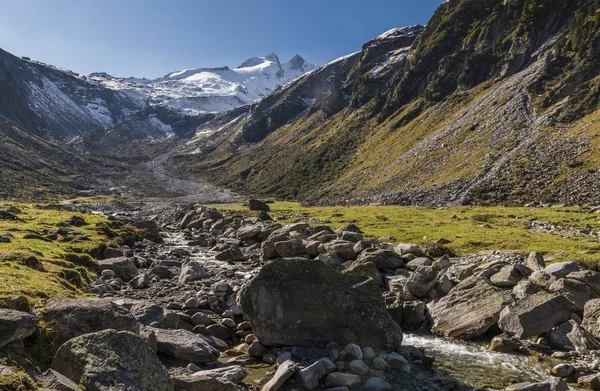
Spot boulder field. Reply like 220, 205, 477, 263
2, 201, 600, 390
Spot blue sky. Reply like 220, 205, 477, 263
0, 0, 444, 78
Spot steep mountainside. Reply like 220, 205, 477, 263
0, 115, 108, 200
172, 0, 600, 206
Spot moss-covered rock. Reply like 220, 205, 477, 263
52, 329, 173, 391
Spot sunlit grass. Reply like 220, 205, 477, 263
210, 202, 600, 264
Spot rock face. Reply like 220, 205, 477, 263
52, 330, 173, 391
0, 309, 37, 348
498, 292, 576, 339
429, 275, 512, 339
36, 298, 140, 345
238, 259, 403, 350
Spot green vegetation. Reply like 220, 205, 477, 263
0, 203, 140, 302
212, 202, 600, 264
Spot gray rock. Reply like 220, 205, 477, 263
173, 366, 247, 391
349, 359, 369, 375
103, 247, 124, 259
505, 378, 568, 391
342, 262, 383, 287
339, 231, 363, 242
344, 343, 363, 359
173, 373, 237, 391
38, 369, 81, 391
97, 257, 138, 281
179, 261, 209, 285
529, 270, 557, 290
214, 246, 245, 262
364, 377, 393, 391
498, 291, 576, 339
513, 280, 541, 300
295, 358, 335, 389
152, 328, 220, 363
325, 372, 362, 388
549, 278, 590, 310
322, 240, 357, 261
551, 363, 574, 377
406, 257, 432, 270
430, 275, 512, 339
274, 239, 306, 258
0, 309, 37, 348
544, 262, 580, 278
317, 253, 346, 268
35, 298, 139, 345
52, 330, 173, 391
524, 252, 546, 271
262, 360, 298, 391
354, 249, 404, 270
577, 373, 600, 390
549, 319, 600, 352
406, 266, 437, 298
567, 270, 600, 295
394, 243, 424, 257
237, 225, 262, 240
490, 265, 523, 288
582, 299, 600, 339
261, 234, 289, 260
130, 272, 151, 289
239, 259, 402, 350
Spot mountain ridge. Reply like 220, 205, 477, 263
170, 0, 600, 207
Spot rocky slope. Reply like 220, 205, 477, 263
173, 0, 600, 206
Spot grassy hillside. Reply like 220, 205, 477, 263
0, 202, 140, 302
212, 202, 600, 265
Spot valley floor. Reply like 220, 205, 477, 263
212, 202, 600, 265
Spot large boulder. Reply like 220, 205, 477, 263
36, 298, 139, 345
582, 299, 600, 339
429, 275, 512, 339
498, 291, 576, 339
238, 259, 403, 350
152, 328, 220, 363
549, 278, 590, 311
0, 309, 37, 348
52, 330, 173, 391
97, 257, 138, 281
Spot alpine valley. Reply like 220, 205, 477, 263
5, 2, 600, 391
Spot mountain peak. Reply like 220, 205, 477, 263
237, 53, 281, 69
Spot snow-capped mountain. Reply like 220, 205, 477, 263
0, 48, 315, 140
87, 53, 316, 115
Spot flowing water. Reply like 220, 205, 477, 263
404, 334, 551, 390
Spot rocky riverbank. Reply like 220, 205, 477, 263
2, 200, 600, 390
